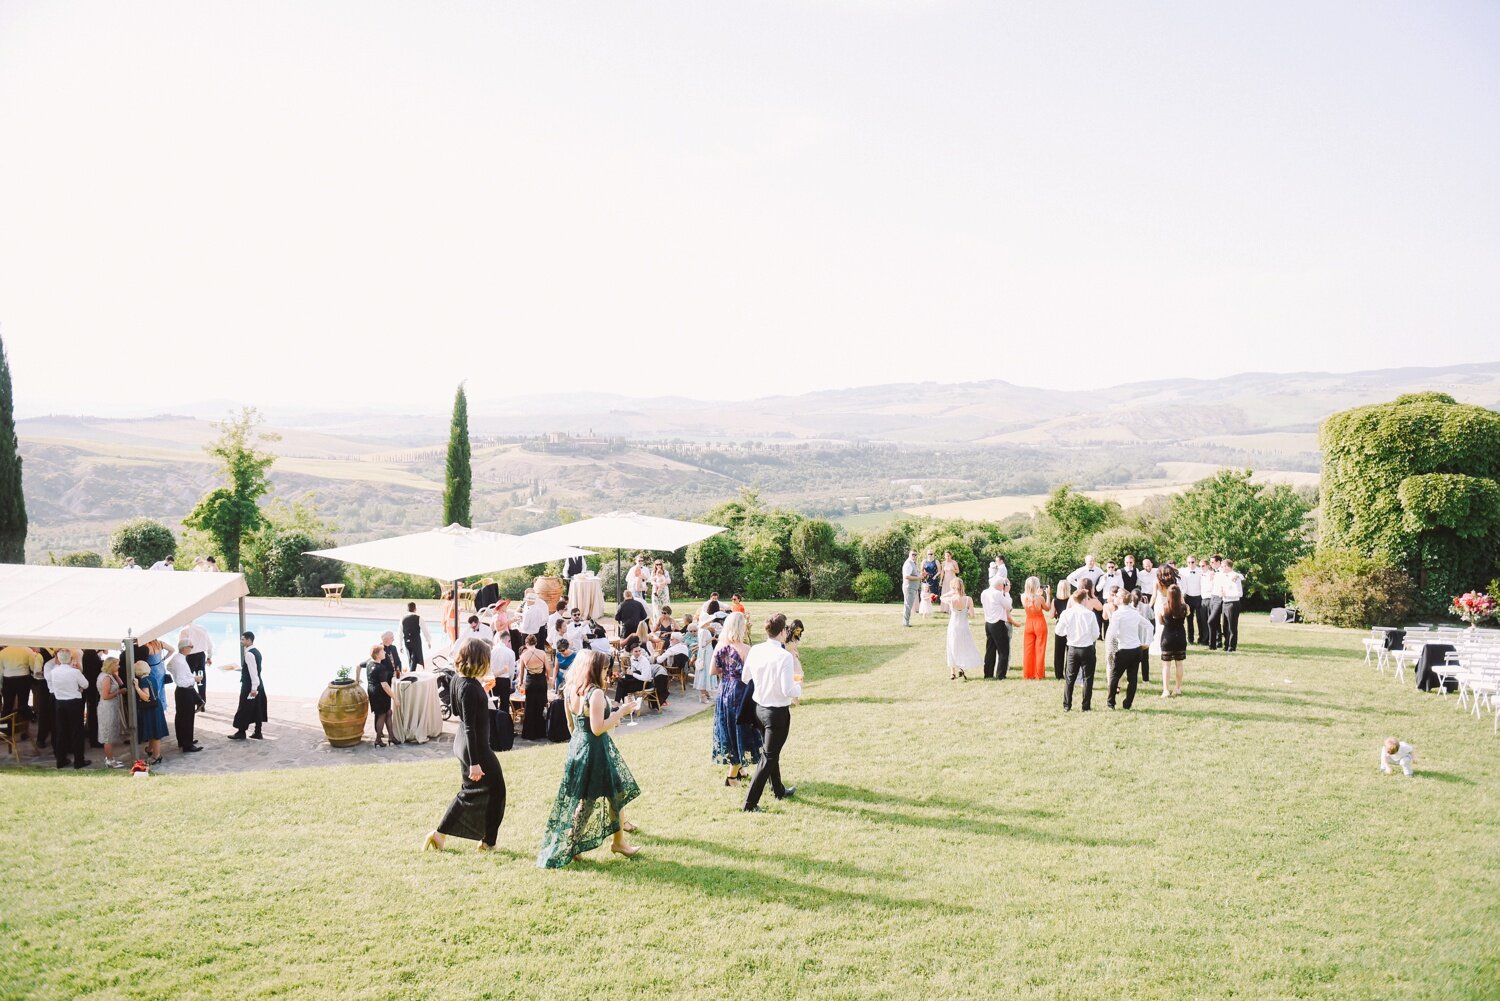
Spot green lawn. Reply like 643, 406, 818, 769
3, 605, 1497, 1000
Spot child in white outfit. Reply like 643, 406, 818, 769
1380, 737, 1415, 777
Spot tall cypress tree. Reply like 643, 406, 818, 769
0, 331, 27, 563
444, 383, 472, 528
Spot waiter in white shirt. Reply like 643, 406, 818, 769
46, 650, 91, 769
1054, 591, 1102, 712
179, 621, 214, 707
1205, 556, 1225, 650
901, 550, 921, 627
1219, 559, 1245, 652
170, 640, 205, 753
979, 579, 1014, 679
1104, 596, 1151, 710
742, 613, 802, 812
1067, 555, 1104, 592
1179, 557, 1205, 645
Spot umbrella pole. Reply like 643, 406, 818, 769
615, 551, 622, 606
453, 580, 460, 648
124, 636, 140, 767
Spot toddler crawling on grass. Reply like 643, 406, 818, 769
1380, 737, 1415, 777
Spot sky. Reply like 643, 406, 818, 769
1, 1, 1497, 416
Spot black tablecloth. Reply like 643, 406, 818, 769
1415, 643, 1457, 692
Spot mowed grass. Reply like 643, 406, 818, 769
2, 605, 1497, 1000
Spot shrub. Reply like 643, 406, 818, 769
790, 519, 837, 575
52, 551, 103, 568
260, 531, 344, 598
495, 568, 537, 601
1006, 532, 1080, 591
109, 518, 176, 568
685, 534, 741, 597
1287, 549, 1416, 628
858, 523, 913, 574
1086, 526, 1158, 568
810, 561, 851, 601
921, 533, 982, 595
350, 568, 440, 600
852, 568, 894, 603
777, 568, 803, 600
740, 533, 782, 600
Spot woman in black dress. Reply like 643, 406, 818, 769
519, 635, 550, 741
1050, 581, 1071, 680
363, 644, 395, 747
425, 639, 505, 853
1157, 583, 1189, 699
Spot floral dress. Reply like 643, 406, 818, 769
536, 687, 641, 869
711, 644, 762, 766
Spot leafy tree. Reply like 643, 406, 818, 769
810, 560, 851, 600
684, 533, 742, 597
51, 551, 103, 568
1160, 469, 1312, 602
1321, 393, 1500, 609
1086, 525, 1160, 568
110, 518, 177, 567
1039, 485, 1121, 543
858, 523, 914, 576
0, 332, 24, 563
258, 530, 344, 598
740, 532, 783, 600
183, 408, 279, 571
444, 384, 472, 527
790, 519, 837, 575
1006, 532, 1080, 591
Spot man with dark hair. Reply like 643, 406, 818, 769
742, 613, 802, 812
1205, 556, 1225, 650
229, 631, 267, 741
614, 589, 649, 641
401, 602, 428, 669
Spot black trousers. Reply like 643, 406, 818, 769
744, 704, 790, 809
983, 621, 1010, 679
174, 687, 200, 748
1184, 595, 1202, 644
1062, 646, 1096, 711
83, 678, 101, 746
2, 674, 30, 722
1053, 635, 1065, 679
53, 698, 85, 766
1206, 597, 1224, 649
1109, 647, 1142, 709
1222, 601, 1240, 651
1140, 648, 1150, 683
185, 652, 207, 707
32, 681, 53, 747
615, 675, 669, 704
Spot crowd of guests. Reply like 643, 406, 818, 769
904, 548, 1249, 712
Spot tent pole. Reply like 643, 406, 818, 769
124, 636, 140, 767
238, 595, 246, 640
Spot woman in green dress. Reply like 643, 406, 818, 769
537, 651, 643, 868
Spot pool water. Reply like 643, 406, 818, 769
193, 612, 436, 700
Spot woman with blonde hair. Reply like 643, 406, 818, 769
945, 578, 982, 681
95, 657, 127, 769
711, 611, 760, 786
537, 651, 642, 867
1021, 576, 1049, 679
425, 638, 506, 853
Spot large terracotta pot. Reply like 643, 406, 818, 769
318, 679, 369, 747
534, 574, 564, 611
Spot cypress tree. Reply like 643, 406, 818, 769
444, 383, 472, 528
0, 331, 26, 563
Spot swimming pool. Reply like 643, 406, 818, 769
193, 611, 436, 700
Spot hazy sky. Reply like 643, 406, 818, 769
2, 1, 1497, 416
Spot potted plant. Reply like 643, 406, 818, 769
317, 664, 369, 747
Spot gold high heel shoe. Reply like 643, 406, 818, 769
610, 843, 641, 858
423, 832, 444, 852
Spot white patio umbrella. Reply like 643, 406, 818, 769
307, 524, 595, 639
527, 512, 726, 602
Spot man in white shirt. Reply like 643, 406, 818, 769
1178, 557, 1204, 645
741, 613, 802, 812
1104, 596, 1151, 710
179, 621, 214, 707
980, 578, 1015, 679
1054, 593, 1101, 711
1067, 555, 1104, 592
1219, 559, 1246, 652
149, 556, 175, 572
1204, 556, 1225, 650
489, 639, 518, 691
458, 615, 496, 647
1138, 558, 1158, 599
900, 550, 921, 627
45, 650, 91, 769
1099, 561, 1123, 598
170, 639, 205, 753
988, 555, 1009, 587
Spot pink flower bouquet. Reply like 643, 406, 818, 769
1451, 591, 1497, 628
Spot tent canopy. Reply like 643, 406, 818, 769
0, 565, 249, 649
307, 524, 594, 582
528, 512, 725, 553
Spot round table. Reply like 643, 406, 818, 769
567, 576, 605, 620
391, 672, 445, 743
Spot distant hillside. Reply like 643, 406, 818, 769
16, 362, 1498, 561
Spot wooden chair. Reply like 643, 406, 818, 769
0, 710, 22, 764
664, 660, 689, 693
630, 681, 661, 717
321, 583, 345, 607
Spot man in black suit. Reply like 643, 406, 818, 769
614, 589, 649, 641
1120, 555, 1139, 594
563, 554, 587, 583
401, 602, 427, 669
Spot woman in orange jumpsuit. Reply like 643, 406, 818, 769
1021, 576, 1049, 679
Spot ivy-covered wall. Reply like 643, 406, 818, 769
1319, 392, 1500, 610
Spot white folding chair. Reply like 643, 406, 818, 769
1390, 640, 1422, 685
1363, 629, 1389, 672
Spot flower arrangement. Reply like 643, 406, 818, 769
1450, 591, 1496, 629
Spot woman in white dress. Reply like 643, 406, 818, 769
693, 619, 719, 703
945, 578, 982, 681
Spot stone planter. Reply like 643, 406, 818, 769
318, 678, 369, 747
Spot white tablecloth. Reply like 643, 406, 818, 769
391, 672, 445, 744
568, 576, 605, 620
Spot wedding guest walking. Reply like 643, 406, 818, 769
1055, 588, 1102, 712
1021, 577, 1048, 680
901, 549, 921, 627
711, 612, 761, 787
1050, 581, 1071, 680
743, 614, 802, 812
229, 632, 267, 742
537, 651, 642, 867
518, 635, 550, 741
426, 639, 506, 853
401, 602, 428, 669
1219, 559, 1245, 652
1157, 584, 1189, 698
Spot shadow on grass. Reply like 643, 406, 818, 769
797, 782, 1145, 848
1160, 707, 1335, 727
1233, 642, 1352, 660
802, 643, 908, 684
1420, 770, 1476, 785
589, 855, 971, 915
648, 834, 888, 881
1185, 680, 1379, 715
